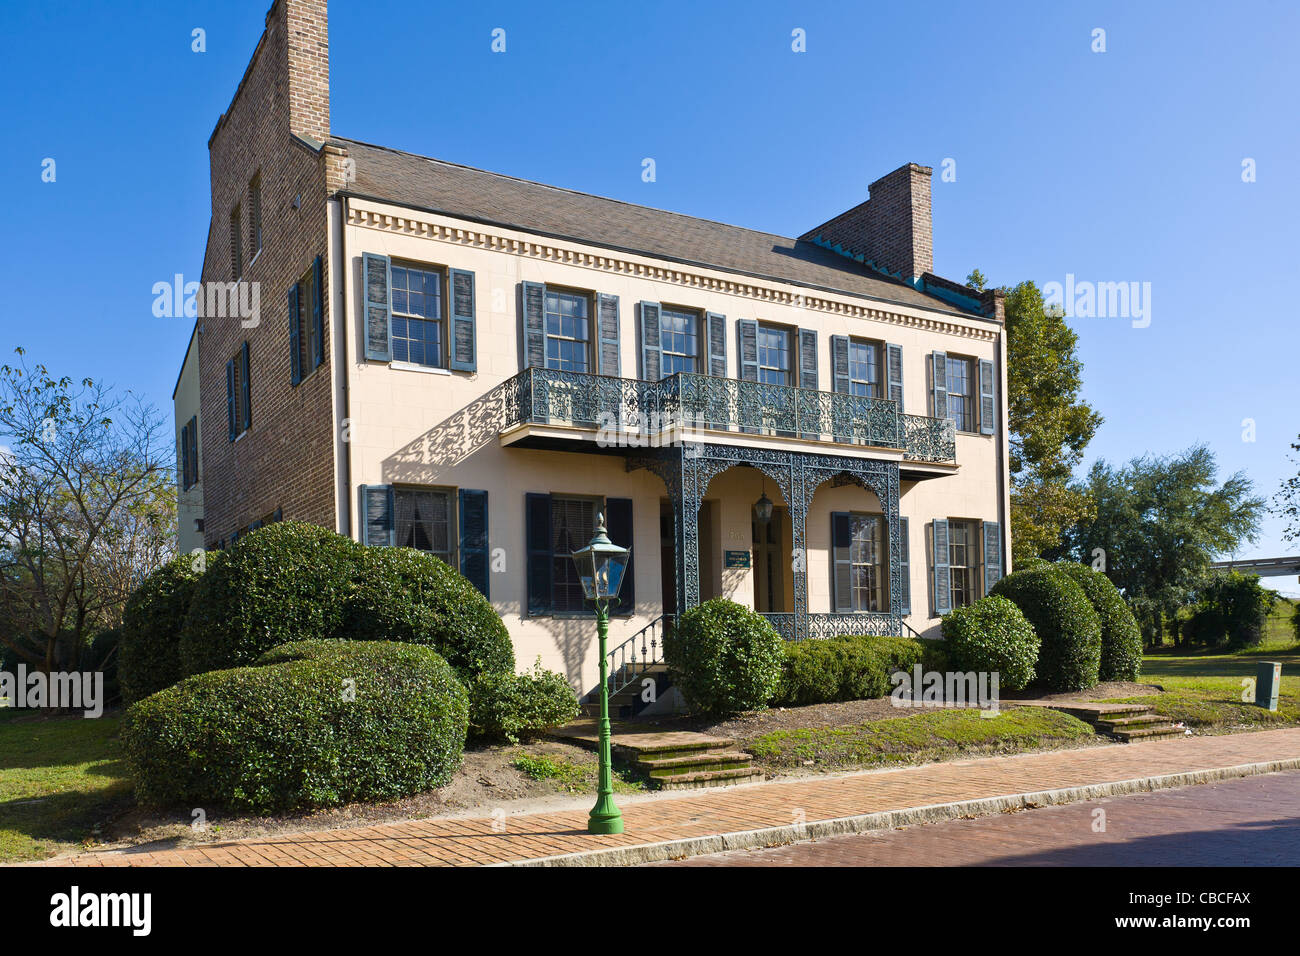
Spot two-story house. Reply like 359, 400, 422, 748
175, 0, 1011, 693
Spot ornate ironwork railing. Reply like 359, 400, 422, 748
606, 613, 672, 698
759, 612, 797, 641
500, 368, 956, 463
763, 611, 901, 641
901, 414, 956, 463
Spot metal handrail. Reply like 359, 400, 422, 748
605, 613, 673, 698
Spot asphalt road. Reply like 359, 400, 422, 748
649, 770, 1300, 866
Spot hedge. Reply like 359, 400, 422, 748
125, 640, 468, 813
1053, 562, 1143, 681
179, 522, 360, 676
120, 553, 215, 703
467, 660, 579, 742
338, 546, 514, 678
664, 599, 785, 715
990, 567, 1102, 691
773, 634, 924, 706
940, 595, 1039, 691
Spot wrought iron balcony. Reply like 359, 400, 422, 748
500, 367, 956, 463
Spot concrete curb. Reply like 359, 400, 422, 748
504, 757, 1300, 867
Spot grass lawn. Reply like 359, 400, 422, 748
1101, 598, 1300, 731
0, 709, 133, 863
744, 707, 1095, 771
510, 751, 647, 794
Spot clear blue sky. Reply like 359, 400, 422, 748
2, 1, 1297, 590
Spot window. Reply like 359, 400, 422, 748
248, 174, 263, 258
391, 262, 445, 367
660, 307, 700, 376
948, 519, 979, 608
227, 343, 251, 439
551, 496, 598, 613
229, 205, 243, 279
848, 340, 881, 398
545, 289, 591, 372
180, 415, 198, 490
757, 324, 792, 385
294, 262, 322, 378
833, 512, 885, 612
394, 487, 453, 563
946, 356, 975, 432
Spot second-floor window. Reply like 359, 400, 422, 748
946, 355, 975, 431
545, 289, 590, 373
227, 342, 251, 440
757, 323, 792, 385
660, 307, 700, 376
391, 262, 445, 368
249, 174, 263, 259
229, 205, 243, 279
848, 340, 881, 398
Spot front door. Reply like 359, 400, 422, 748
752, 506, 787, 613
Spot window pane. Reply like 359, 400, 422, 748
395, 489, 451, 560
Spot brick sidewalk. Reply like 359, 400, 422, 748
40, 728, 1300, 868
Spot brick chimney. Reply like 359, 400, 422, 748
800, 163, 933, 282
281, 0, 330, 142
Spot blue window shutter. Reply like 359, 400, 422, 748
360, 484, 394, 546
932, 518, 951, 615
525, 493, 553, 615
931, 351, 948, 420
225, 358, 236, 441
897, 516, 911, 615
705, 312, 726, 377
312, 255, 325, 369
605, 497, 634, 615
240, 341, 252, 431
830, 335, 850, 393
886, 343, 904, 409
638, 302, 662, 381
450, 268, 477, 372
521, 281, 546, 369
596, 293, 620, 377
831, 512, 852, 613
459, 489, 490, 598
983, 520, 1002, 595
798, 328, 818, 390
288, 281, 302, 385
978, 358, 995, 435
363, 253, 392, 361
737, 319, 758, 381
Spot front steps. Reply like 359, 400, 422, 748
549, 722, 765, 791
580, 663, 673, 720
1027, 701, 1186, 742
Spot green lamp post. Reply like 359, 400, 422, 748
571, 512, 631, 835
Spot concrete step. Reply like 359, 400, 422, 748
655, 767, 765, 791
1113, 726, 1186, 743
1095, 713, 1165, 731
638, 751, 755, 778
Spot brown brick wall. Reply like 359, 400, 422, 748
197, 0, 341, 546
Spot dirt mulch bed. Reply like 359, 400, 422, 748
89, 739, 643, 856
1001, 681, 1164, 702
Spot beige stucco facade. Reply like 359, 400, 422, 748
173, 327, 205, 557
329, 196, 1011, 693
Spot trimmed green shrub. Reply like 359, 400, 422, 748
990, 567, 1102, 691
940, 595, 1039, 691
920, 638, 951, 677
467, 659, 579, 742
773, 634, 924, 706
1053, 562, 1143, 681
1192, 571, 1276, 650
179, 522, 361, 675
120, 553, 214, 703
338, 547, 514, 678
664, 599, 785, 716
1292, 602, 1300, 644
125, 640, 468, 813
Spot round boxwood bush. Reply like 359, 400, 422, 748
1053, 562, 1142, 681
120, 553, 216, 703
125, 640, 468, 813
338, 547, 514, 678
990, 567, 1102, 691
664, 598, 785, 716
179, 522, 361, 676
467, 659, 579, 742
940, 595, 1039, 691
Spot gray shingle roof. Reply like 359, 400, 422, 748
334, 137, 968, 316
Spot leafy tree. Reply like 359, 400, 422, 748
1274, 434, 1300, 542
0, 349, 174, 673
967, 273, 1102, 564
1062, 445, 1264, 646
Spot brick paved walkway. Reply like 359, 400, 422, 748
40, 728, 1300, 867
